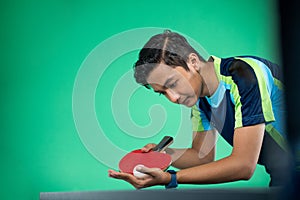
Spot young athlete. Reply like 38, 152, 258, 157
108, 30, 291, 189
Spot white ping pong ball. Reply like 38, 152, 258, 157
133, 164, 148, 178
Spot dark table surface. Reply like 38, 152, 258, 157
40, 187, 284, 200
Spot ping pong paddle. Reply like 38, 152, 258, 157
118, 136, 173, 175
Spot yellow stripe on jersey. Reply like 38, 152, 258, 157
274, 78, 283, 90
212, 56, 243, 128
191, 105, 205, 132
235, 57, 275, 123
265, 124, 287, 151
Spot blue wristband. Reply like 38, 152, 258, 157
165, 170, 178, 189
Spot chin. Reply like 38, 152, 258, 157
184, 97, 198, 107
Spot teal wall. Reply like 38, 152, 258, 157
1, 0, 280, 199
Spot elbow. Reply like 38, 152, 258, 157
230, 153, 257, 180
239, 163, 256, 180
198, 149, 215, 164
202, 152, 215, 163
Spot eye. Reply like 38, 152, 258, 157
168, 80, 178, 88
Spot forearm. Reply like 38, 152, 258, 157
174, 124, 265, 184
176, 155, 254, 184
166, 147, 214, 169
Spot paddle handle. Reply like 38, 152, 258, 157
152, 136, 173, 152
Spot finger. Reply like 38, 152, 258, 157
133, 165, 152, 179
141, 143, 156, 152
109, 171, 150, 189
108, 169, 159, 190
108, 169, 121, 178
136, 165, 161, 177
108, 170, 135, 181
137, 167, 171, 186
108, 170, 128, 179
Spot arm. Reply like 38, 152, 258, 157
167, 129, 217, 169
176, 123, 265, 183
165, 99, 217, 169
141, 129, 217, 169
108, 123, 265, 188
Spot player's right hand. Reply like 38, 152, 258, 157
141, 143, 156, 152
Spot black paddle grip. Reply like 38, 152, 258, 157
152, 136, 173, 152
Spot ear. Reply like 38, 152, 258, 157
187, 53, 201, 72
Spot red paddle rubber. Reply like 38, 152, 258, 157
119, 149, 172, 174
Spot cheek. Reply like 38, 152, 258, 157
177, 72, 201, 96
178, 79, 197, 96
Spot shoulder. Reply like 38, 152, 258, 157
226, 59, 262, 89
229, 59, 256, 80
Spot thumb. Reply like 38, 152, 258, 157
136, 165, 161, 177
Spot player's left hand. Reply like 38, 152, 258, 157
108, 165, 171, 189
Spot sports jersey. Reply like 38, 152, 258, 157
191, 56, 290, 186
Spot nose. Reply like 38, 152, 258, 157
165, 89, 180, 103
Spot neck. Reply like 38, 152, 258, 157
201, 61, 219, 97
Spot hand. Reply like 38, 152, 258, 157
108, 165, 171, 189
141, 143, 157, 152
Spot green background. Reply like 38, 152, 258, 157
1, 0, 281, 199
